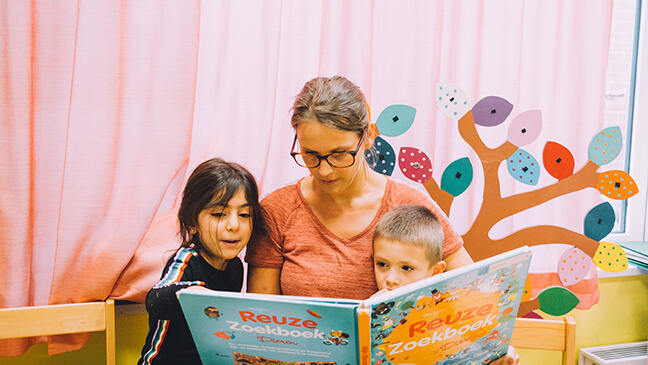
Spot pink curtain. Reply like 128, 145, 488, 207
0, 0, 612, 356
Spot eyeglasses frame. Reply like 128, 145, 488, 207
290, 127, 367, 168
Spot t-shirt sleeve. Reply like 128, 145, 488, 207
245, 189, 289, 268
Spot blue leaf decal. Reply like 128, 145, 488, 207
440, 157, 473, 197
376, 104, 416, 137
507, 148, 540, 185
584, 202, 616, 241
365, 136, 396, 176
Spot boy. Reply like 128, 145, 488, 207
372, 204, 446, 292
371, 204, 521, 365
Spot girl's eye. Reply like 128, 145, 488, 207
375, 262, 387, 268
211, 212, 225, 218
402, 266, 414, 272
239, 213, 251, 218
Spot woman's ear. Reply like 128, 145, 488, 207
366, 122, 380, 146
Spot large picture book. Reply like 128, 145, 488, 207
177, 246, 532, 365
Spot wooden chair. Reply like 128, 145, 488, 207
0, 299, 116, 365
511, 316, 576, 365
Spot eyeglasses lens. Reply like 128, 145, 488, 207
293, 153, 355, 168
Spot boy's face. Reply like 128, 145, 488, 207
373, 237, 445, 291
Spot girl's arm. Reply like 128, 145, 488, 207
444, 246, 474, 271
246, 266, 282, 294
145, 251, 204, 320
145, 280, 203, 320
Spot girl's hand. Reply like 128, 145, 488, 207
189, 285, 210, 291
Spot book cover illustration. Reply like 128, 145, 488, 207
177, 290, 362, 365
364, 247, 532, 364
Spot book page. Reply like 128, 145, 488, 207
363, 247, 532, 364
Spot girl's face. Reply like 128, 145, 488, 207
193, 189, 252, 270
295, 122, 369, 195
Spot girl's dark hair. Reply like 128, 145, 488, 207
177, 158, 268, 254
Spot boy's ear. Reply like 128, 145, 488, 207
430, 260, 446, 276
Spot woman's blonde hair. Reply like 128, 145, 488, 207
291, 75, 369, 136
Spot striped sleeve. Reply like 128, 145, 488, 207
145, 248, 204, 320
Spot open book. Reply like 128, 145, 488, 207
177, 246, 532, 365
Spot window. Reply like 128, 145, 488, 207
604, 0, 647, 242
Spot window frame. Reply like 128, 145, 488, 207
608, 0, 648, 243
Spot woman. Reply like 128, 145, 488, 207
245, 75, 472, 299
246, 76, 519, 364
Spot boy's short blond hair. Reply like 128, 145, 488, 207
373, 204, 444, 267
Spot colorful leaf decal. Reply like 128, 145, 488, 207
593, 242, 628, 272
588, 126, 623, 166
398, 147, 433, 183
537, 286, 580, 316
507, 110, 542, 147
472, 96, 513, 127
522, 311, 543, 319
543, 141, 575, 180
507, 148, 540, 185
596, 170, 638, 200
375, 104, 416, 137
583, 202, 616, 241
435, 83, 470, 119
365, 136, 396, 176
521, 275, 533, 302
557, 248, 592, 286
440, 157, 473, 197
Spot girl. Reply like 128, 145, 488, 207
138, 158, 267, 365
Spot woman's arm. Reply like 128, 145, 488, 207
247, 266, 282, 294
443, 246, 474, 270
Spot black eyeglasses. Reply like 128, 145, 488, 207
290, 128, 366, 168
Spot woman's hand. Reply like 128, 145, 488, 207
369, 287, 391, 298
489, 346, 520, 365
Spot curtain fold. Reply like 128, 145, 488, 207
0, 0, 613, 356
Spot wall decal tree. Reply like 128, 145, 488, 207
366, 83, 638, 317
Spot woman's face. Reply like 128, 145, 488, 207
295, 122, 369, 195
